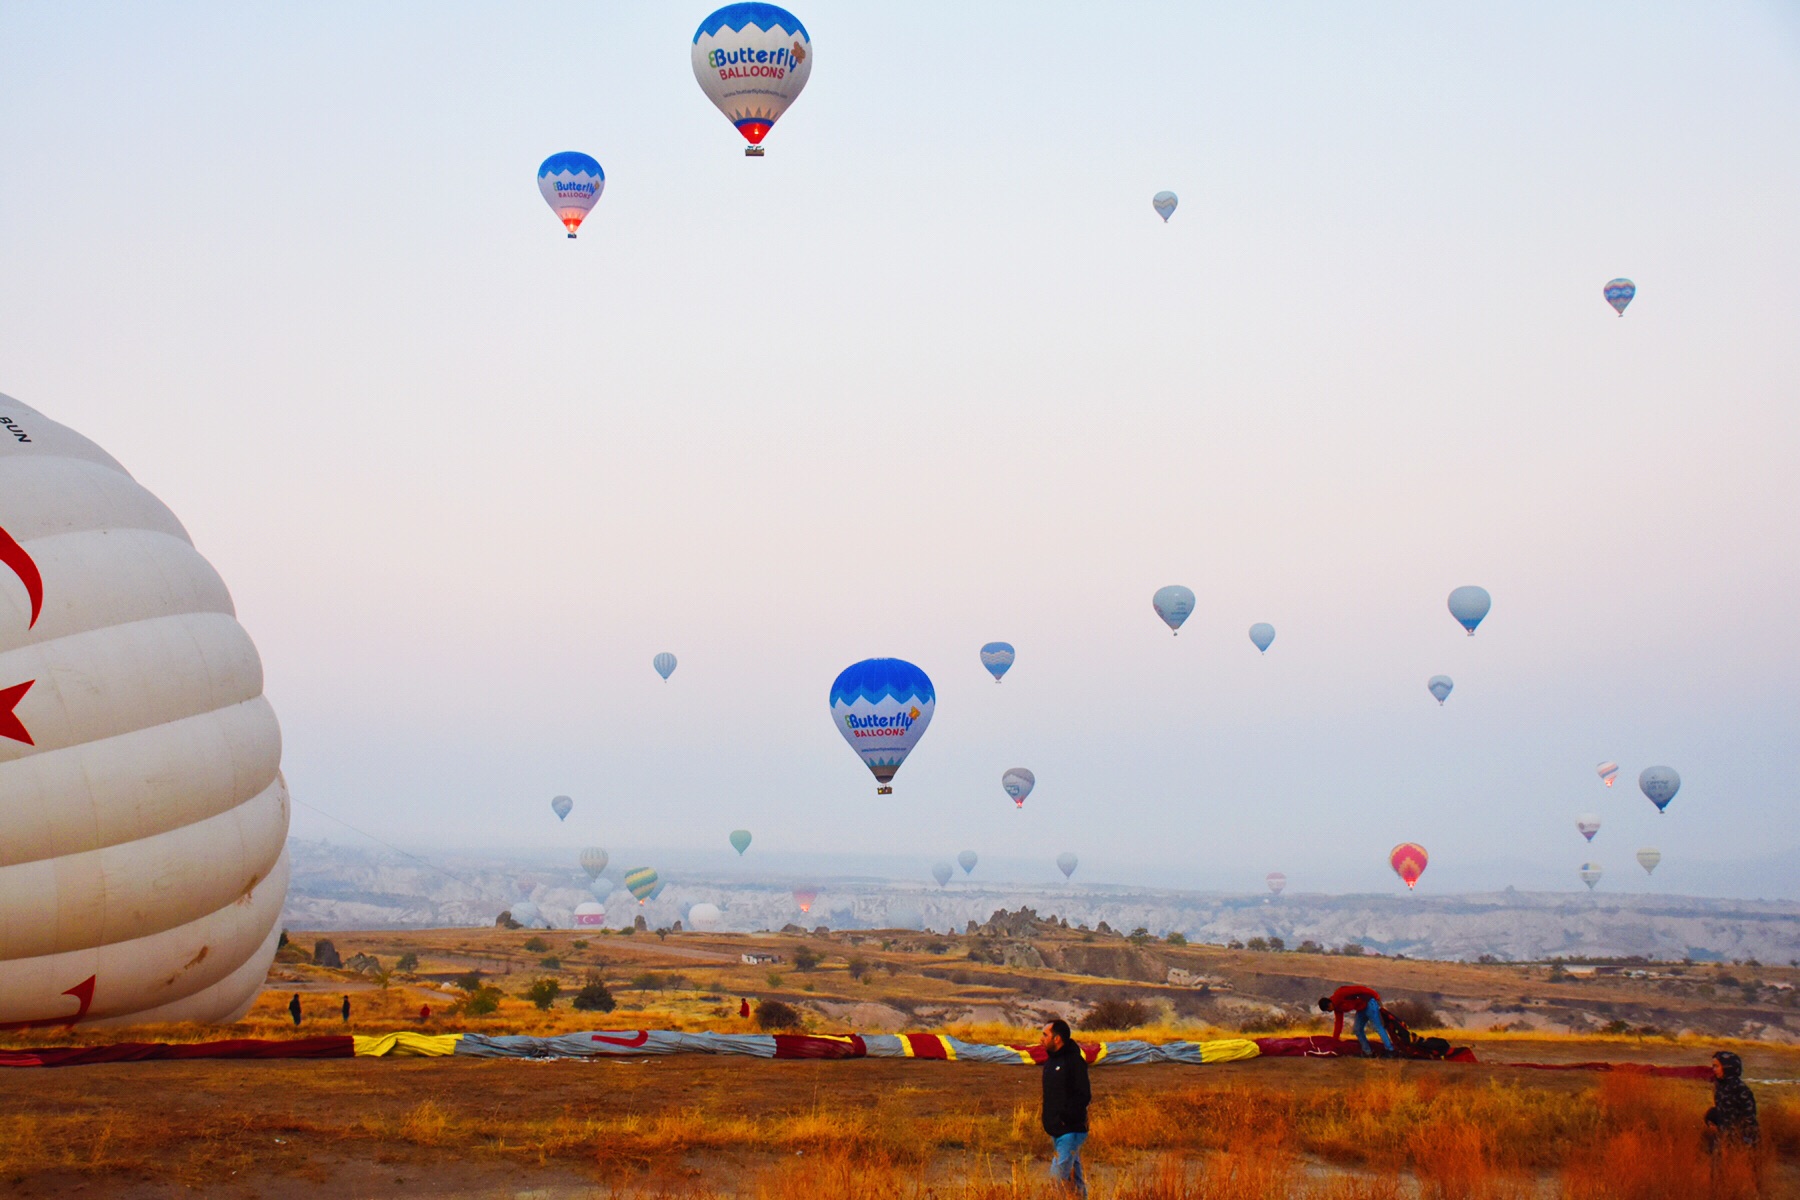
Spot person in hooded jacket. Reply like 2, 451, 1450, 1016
1039, 1019, 1091, 1196
1704, 1050, 1759, 1150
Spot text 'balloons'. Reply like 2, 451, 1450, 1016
1153, 585, 1195, 634
653, 652, 678, 680
692, 4, 812, 155
1639, 766, 1681, 812
1447, 586, 1491, 635
980, 642, 1015, 682
1428, 675, 1454, 705
537, 152, 604, 238
1390, 843, 1428, 890
829, 658, 935, 795
1249, 623, 1275, 653
1152, 191, 1178, 221
1604, 278, 1636, 316
1002, 768, 1036, 808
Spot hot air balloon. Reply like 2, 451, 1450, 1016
588, 880, 610, 902
1153, 585, 1195, 634
792, 888, 817, 914
0, 393, 290, 1027
1597, 761, 1619, 787
692, 4, 812, 157
980, 642, 1015, 682
1249, 623, 1275, 653
653, 652, 678, 680
1390, 843, 1428, 890
573, 901, 607, 927
1056, 852, 1078, 879
537, 152, 605, 238
510, 900, 544, 928
829, 658, 935, 795
1152, 191, 1178, 221
551, 795, 573, 822
1428, 675, 1454, 705
958, 850, 978, 875
1002, 767, 1036, 808
1447, 586, 1491, 635
729, 829, 752, 855
1636, 847, 1661, 875
1266, 871, 1287, 897
648, 880, 668, 902
931, 861, 953, 887
580, 847, 610, 880
687, 902, 723, 930
1577, 814, 1601, 842
516, 874, 540, 898
624, 867, 660, 904
1639, 766, 1680, 813
1603, 278, 1636, 316
1579, 862, 1604, 891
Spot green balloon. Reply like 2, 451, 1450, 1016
729, 829, 752, 856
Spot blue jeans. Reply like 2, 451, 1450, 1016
1050, 1131, 1087, 1196
1353, 999, 1393, 1056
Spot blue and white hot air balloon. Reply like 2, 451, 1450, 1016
1153, 585, 1195, 635
958, 850, 978, 875
653, 652, 678, 681
1604, 278, 1636, 316
693, 4, 812, 157
979, 641, 1015, 682
829, 658, 935, 795
1639, 765, 1680, 813
1002, 767, 1035, 808
1427, 675, 1454, 705
537, 152, 605, 238
1249, 623, 1275, 653
1447, 586, 1491, 635
550, 794, 573, 821
1153, 191, 1178, 222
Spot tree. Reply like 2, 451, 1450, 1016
1082, 999, 1150, 1031
1246, 937, 1269, 952
539, 956, 561, 970
572, 973, 615, 1013
846, 955, 869, 981
793, 947, 822, 972
524, 978, 561, 1010
523, 936, 548, 952
1268, 936, 1285, 952
1297, 940, 1324, 955
1128, 927, 1152, 946
1164, 932, 1188, 947
755, 1000, 803, 1030
395, 952, 419, 972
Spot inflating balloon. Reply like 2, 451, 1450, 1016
829, 658, 935, 795
1056, 852, 1078, 880
551, 795, 573, 822
1577, 814, 1601, 842
538, 152, 605, 238
931, 861, 953, 887
1002, 767, 1036, 808
574, 901, 607, 927
580, 847, 610, 880
1447, 586, 1491, 635
729, 829, 752, 855
1390, 843, 1428, 890
1152, 191, 1178, 222
654, 652, 678, 680
1597, 761, 1619, 788
1639, 765, 1680, 813
0, 393, 290, 1027
1636, 847, 1661, 875
1265, 871, 1286, 897
1153, 585, 1195, 635
1427, 675, 1454, 705
687, 902, 723, 930
1580, 862, 1604, 891
1249, 623, 1275, 653
1603, 278, 1636, 316
958, 850, 978, 875
980, 642, 1015, 682
792, 888, 817, 914
510, 900, 544, 928
692, 3, 812, 156
624, 867, 660, 904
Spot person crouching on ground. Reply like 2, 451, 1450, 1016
1040, 1019, 1091, 1197
1705, 1050, 1759, 1151
1318, 984, 1394, 1057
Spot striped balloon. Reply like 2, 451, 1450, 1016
979, 642, 1014, 682
624, 867, 660, 904
653, 652, 677, 680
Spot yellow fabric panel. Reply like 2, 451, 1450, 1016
938, 1035, 957, 1062
1198, 1038, 1262, 1064
353, 1032, 463, 1058
1093, 1043, 1109, 1064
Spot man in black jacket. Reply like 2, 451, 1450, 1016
1704, 1050, 1759, 1150
1040, 1019, 1091, 1197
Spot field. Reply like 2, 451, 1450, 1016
2, 920, 1796, 1197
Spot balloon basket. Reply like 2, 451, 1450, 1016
745, 146, 765, 157
877, 786, 892, 795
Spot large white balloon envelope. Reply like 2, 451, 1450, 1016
692, 3, 812, 156
0, 393, 289, 1028
829, 657, 934, 795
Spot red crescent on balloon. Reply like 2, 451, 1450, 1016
0, 976, 96, 1030
0, 525, 43, 628
589, 1030, 650, 1048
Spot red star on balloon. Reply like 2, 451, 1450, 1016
0, 679, 35, 745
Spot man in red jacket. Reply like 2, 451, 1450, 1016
1318, 985, 1394, 1057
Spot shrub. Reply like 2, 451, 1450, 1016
453, 969, 484, 993
524, 978, 561, 1010
1128, 928, 1152, 946
1082, 999, 1151, 1031
847, 956, 869, 981
572, 973, 615, 1013
1246, 937, 1269, 952
523, 936, 548, 952
1267, 936, 1285, 952
630, 973, 659, 991
755, 1000, 803, 1030
538, 956, 561, 969
1548, 963, 1572, 982
1236, 1010, 1290, 1034
1296, 940, 1323, 955
793, 947, 822, 972
1385, 998, 1441, 1029
395, 951, 418, 972
1164, 932, 1188, 947
766, 971, 784, 986
1339, 943, 1366, 956
570, 940, 589, 950
459, 986, 502, 1016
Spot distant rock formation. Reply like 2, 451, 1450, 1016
311, 939, 342, 968
344, 953, 381, 974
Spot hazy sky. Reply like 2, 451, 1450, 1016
3, 3, 1797, 898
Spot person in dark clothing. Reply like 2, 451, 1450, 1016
1318, 985, 1393, 1057
1704, 1050, 1759, 1150
1039, 1019, 1091, 1197
340, 995, 351, 1023
287, 994, 302, 1027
